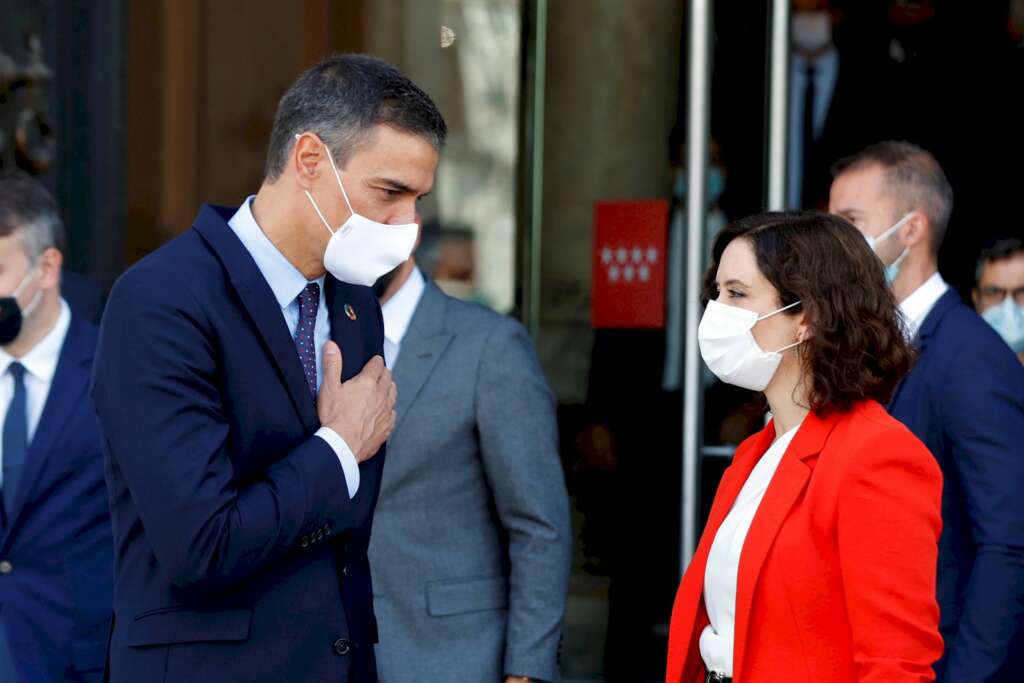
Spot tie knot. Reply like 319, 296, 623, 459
7, 362, 25, 382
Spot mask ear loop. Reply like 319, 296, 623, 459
756, 299, 802, 322
320, 143, 355, 217
874, 211, 914, 247
296, 133, 353, 236
757, 300, 804, 353
12, 265, 37, 298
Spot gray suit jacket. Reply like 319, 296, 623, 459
369, 281, 571, 683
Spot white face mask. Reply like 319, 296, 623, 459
981, 296, 1024, 354
864, 212, 913, 284
299, 135, 419, 287
698, 299, 803, 391
792, 11, 833, 53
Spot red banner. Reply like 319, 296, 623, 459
591, 199, 668, 329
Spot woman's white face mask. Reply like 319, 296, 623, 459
698, 299, 803, 391
299, 134, 418, 287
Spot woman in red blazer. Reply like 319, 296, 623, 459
667, 212, 943, 683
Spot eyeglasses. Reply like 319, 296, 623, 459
977, 285, 1024, 306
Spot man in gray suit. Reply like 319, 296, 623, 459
368, 241, 572, 683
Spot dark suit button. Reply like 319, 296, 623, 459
301, 536, 309, 548
0, 561, 11, 574
324, 524, 332, 536
333, 638, 351, 656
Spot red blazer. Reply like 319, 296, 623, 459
666, 401, 943, 683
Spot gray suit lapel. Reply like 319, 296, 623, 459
392, 282, 454, 435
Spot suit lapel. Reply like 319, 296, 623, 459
732, 410, 841, 677
666, 425, 776, 681
889, 289, 959, 411
193, 205, 317, 430
391, 283, 453, 436
5, 315, 92, 532
325, 278, 370, 383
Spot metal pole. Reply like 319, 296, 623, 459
767, 0, 791, 211
526, 0, 547, 338
681, 0, 712, 573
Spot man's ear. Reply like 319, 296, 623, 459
903, 210, 930, 249
293, 133, 324, 189
37, 247, 63, 291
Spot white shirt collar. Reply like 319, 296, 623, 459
899, 271, 949, 340
227, 196, 325, 310
381, 267, 426, 347
0, 298, 71, 382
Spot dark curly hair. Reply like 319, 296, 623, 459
703, 211, 915, 415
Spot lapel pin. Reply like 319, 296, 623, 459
344, 304, 357, 321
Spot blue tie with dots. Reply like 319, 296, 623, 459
3, 362, 27, 517
295, 283, 320, 396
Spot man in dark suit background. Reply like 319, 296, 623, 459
368, 239, 572, 683
91, 54, 446, 682
830, 141, 1024, 682
0, 171, 112, 682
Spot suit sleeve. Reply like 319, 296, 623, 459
91, 268, 367, 599
474, 316, 572, 682
939, 341, 1024, 681
836, 428, 945, 683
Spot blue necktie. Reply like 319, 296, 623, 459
295, 283, 320, 396
3, 362, 27, 518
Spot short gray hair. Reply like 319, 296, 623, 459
264, 54, 447, 180
0, 170, 65, 262
832, 141, 953, 253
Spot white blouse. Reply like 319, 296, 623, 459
699, 421, 803, 676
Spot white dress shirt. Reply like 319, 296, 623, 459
228, 196, 360, 498
899, 271, 949, 341
700, 420, 804, 677
0, 299, 71, 485
787, 47, 840, 209
381, 267, 426, 368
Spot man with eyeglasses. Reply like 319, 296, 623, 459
973, 237, 1024, 364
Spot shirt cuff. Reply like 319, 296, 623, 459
315, 427, 360, 498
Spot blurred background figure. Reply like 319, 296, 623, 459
369, 236, 572, 683
973, 237, 1024, 363
786, 0, 880, 210
830, 141, 1024, 683
417, 219, 489, 306
663, 132, 727, 393
0, 171, 112, 683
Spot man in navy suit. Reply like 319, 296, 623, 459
91, 55, 446, 682
0, 171, 112, 681
830, 141, 1024, 682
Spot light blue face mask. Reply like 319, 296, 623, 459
674, 167, 725, 205
981, 297, 1024, 353
864, 212, 913, 284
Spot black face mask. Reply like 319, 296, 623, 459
0, 297, 23, 345
0, 267, 37, 346
373, 265, 402, 300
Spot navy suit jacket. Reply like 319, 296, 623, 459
91, 205, 386, 683
889, 289, 1024, 682
0, 313, 113, 682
